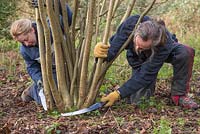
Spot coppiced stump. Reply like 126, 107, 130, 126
35, 0, 156, 111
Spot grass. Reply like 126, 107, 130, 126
0, 50, 24, 76
0, 38, 19, 52
176, 118, 185, 128
104, 51, 131, 87
138, 96, 164, 111
0, 38, 22, 75
157, 63, 173, 80
153, 116, 172, 134
45, 122, 62, 134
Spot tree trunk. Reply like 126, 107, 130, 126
37, 0, 65, 111
35, 0, 156, 111
35, 7, 54, 110
46, 0, 72, 110
83, 0, 115, 107
78, 0, 96, 108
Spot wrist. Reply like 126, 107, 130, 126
113, 85, 121, 99
37, 80, 43, 89
114, 90, 121, 100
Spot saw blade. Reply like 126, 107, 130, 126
61, 102, 104, 116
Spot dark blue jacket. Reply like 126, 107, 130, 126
20, 5, 72, 84
108, 15, 179, 98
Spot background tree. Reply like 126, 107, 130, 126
0, 0, 16, 39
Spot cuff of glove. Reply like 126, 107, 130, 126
37, 80, 43, 89
115, 89, 121, 100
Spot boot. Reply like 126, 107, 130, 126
21, 85, 34, 102
172, 95, 199, 110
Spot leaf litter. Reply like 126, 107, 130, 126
0, 51, 200, 133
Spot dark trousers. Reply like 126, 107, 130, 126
166, 44, 194, 96
129, 44, 194, 104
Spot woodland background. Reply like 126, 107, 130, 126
0, 0, 200, 133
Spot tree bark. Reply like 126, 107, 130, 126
71, 0, 79, 46
35, 7, 54, 110
120, 0, 136, 24
112, 0, 121, 18
38, 0, 66, 111
35, 0, 156, 110
78, 0, 96, 108
46, 0, 72, 110
83, 0, 115, 107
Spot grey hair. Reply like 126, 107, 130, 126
134, 19, 167, 59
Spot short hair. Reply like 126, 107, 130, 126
10, 19, 32, 39
134, 19, 167, 59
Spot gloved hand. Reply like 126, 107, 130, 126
94, 42, 110, 58
32, 0, 38, 8
37, 80, 43, 89
101, 90, 120, 107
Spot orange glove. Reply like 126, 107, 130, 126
101, 90, 120, 107
94, 42, 110, 58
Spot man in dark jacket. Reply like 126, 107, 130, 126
94, 15, 199, 109
10, 4, 72, 105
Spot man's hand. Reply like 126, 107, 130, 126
32, 0, 38, 8
37, 80, 43, 89
101, 90, 120, 107
94, 42, 110, 58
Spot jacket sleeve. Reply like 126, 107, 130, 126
66, 4, 73, 26
107, 15, 151, 61
118, 46, 170, 98
20, 48, 42, 84
59, 3, 73, 27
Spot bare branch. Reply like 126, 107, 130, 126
84, 0, 115, 107
78, 0, 96, 108
120, 0, 136, 24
